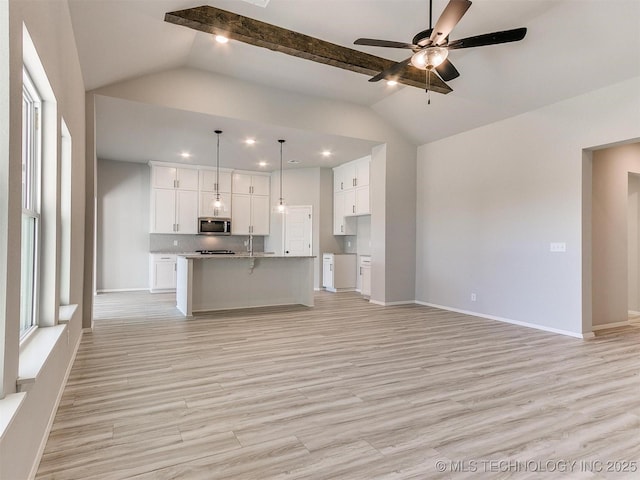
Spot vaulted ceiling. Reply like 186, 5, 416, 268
68, 0, 640, 168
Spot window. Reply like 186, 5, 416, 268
20, 68, 41, 338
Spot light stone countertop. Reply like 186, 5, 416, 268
178, 253, 315, 259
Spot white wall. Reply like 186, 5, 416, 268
591, 143, 640, 326
628, 174, 640, 312
96, 159, 150, 291
1, 0, 86, 478
267, 167, 341, 289
91, 68, 417, 304
416, 77, 640, 336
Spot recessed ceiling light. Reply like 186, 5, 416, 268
215, 35, 229, 44
258, 161, 268, 167
288, 159, 300, 164
321, 150, 332, 157
387, 80, 398, 86
180, 152, 191, 159
245, 138, 256, 145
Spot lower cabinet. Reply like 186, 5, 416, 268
149, 254, 177, 292
360, 255, 371, 297
322, 253, 356, 292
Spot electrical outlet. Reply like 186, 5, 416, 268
550, 242, 566, 252
471, 293, 477, 302
173, 240, 178, 246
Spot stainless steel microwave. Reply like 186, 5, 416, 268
198, 217, 232, 235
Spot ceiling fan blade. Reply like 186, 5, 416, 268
369, 57, 412, 82
435, 58, 459, 81
428, 0, 472, 46
354, 38, 417, 49
447, 27, 527, 50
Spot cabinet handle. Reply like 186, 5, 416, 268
330, 264, 333, 271
340, 181, 343, 190
174, 264, 177, 271
353, 178, 356, 187
360, 267, 363, 275
352, 205, 355, 213
214, 182, 218, 191
175, 223, 179, 232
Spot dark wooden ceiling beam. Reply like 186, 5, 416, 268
164, 5, 451, 94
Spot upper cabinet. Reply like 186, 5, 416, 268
231, 171, 271, 235
148, 163, 272, 236
199, 169, 232, 193
152, 165, 199, 191
333, 156, 371, 234
232, 172, 270, 196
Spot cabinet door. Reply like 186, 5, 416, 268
333, 191, 345, 235
342, 162, 357, 189
322, 258, 334, 288
199, 170, 216, 192
176, 168, 199, 191
175, 190, 198, 234
154, 260, 176, 290
232, 173, 252, 194
153, 166, 177, 189
151, 189, 176, 233
355, 185, 370, 215
361, 265, 371, 296
251, 175, 270, 196
344, 189, 356, 217
250, 195, 270, 235
355, 158, 370, 187
231, 194, 251, 235
199, 192, 216, 217
218, 171, 233, 193
333, 166, 343, 192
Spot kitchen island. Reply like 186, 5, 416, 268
176, 254, 315, 316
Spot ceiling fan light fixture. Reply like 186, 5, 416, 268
411, 46, 448, 70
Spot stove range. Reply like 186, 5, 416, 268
195, 249, 235, 255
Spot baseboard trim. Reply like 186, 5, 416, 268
369, 299, 416, 307
28, 327, 83, 480
592, 320, 631, 331
415, 301, 589, 339
96, 288, 149, 293
627, 310, 640, 316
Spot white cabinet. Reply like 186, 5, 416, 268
231, 194, 270, 235
150, 163, 199, 234
333, 156, 370, 234
360, 256, 371, 297
149, 254, 177, 292
152, 165, 198, 191
151, 188, 198, 234
231, 172, 270, 235
200, 192, 231, 218
333, 191, 356, 235
322, 253, 356, 292
232, 172, 270, 196
199, 169, 232, 193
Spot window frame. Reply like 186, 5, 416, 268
20, 67, 42, 341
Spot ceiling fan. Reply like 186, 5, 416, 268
355, 0, 527, 98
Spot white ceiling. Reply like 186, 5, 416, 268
68, 0, 640, 165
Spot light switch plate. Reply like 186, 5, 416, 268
550, 242, 566, 252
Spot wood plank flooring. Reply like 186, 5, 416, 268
36, 292, 640, 479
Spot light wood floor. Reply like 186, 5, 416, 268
36, 292, 640, 479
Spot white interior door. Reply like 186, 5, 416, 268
284, 206, 312, 256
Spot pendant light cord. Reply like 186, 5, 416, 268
278, 139, 285, 204
214, 129, 222, 201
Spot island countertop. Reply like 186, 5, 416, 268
178, 253, 315, 259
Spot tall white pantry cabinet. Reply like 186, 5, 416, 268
333, 155, 370, 235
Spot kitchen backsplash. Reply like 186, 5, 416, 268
150, 234, 265, 253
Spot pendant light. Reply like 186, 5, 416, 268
214, 130, 222, 209
277, 139, 286, 213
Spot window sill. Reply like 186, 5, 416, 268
17, 324, 67, 393
58, 303, 78, 324
0, 392, 27, 440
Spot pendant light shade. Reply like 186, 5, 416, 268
214, 130, 223, 209
277, 139, 286, 213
